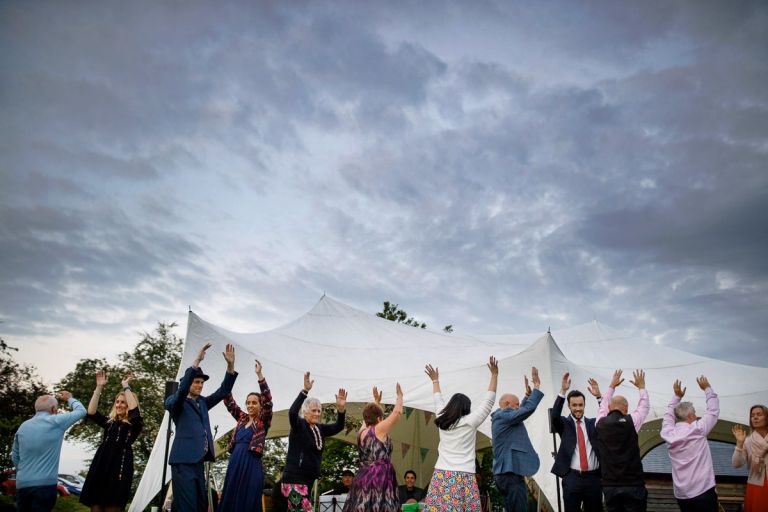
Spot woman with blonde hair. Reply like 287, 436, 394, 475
732, 404, 768, 512
80, 370, 143, 512
343, 384, 404, 512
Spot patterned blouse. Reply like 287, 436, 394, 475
223, 377, 273, 454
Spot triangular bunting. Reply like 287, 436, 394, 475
420, 447, 429, 463
423, 411, 433, 425
401, 442, 411, 458
404, 406, 414, 419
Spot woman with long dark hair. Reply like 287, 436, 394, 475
218, 360, 274, 512
422, 357, 498, 512
732, 404, 768, 512
80, 371, 143, 512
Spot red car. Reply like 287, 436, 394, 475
0, 470, 69, 497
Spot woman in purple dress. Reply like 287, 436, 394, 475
219, 360, 273, 512
343, 383, 403, 512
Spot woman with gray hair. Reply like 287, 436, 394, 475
281, 371, 347, 511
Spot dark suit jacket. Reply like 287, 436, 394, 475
549, 394, 599, 477
165, 366, 238, 464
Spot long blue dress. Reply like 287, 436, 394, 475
219, 425, 264, 511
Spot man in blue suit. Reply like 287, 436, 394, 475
491, 366, 544, 512
550, 372, 603, 512
165, 342, 237, 512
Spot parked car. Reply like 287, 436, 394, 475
0, 470, 70, 497
57, 474, 82, 496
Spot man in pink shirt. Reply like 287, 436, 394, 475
660, 375, 719, 512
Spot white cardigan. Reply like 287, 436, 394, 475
433, 390, 496, 473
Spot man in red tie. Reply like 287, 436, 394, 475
550, 372, 603, 512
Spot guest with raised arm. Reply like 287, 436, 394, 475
79, 371, 143, 512
219, 359, 274, 512
423, 356, 498, 512
660, 375, 719, 511
549, 372, 602, 512
732, 404, 768, 512
595, 369, 650, 512
165, 342, 238, 512
343, 383, 404, 512
281, 372, 347, 511
492, 366, 544, 512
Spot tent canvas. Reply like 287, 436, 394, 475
130, 296, 768, 511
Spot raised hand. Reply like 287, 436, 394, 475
531, 367, 540, 389
121, 372, 134, 389
610, 369, 625, 389
336, 388, 348, 412
524, 375, 532, 397
696, 375, 710, 391
560, 372, 571, 394
57, 390, 72, 402
193, 342, 212, 367
372, 386, 383, 404
223, 343, 235, 371
395, 382, 403, 398
424, 364, 439, 381
303, 372, 314, 392
587, 378, 601, 398
630, 369, 646, 390
96, 370, 107, 387
487, 356, 499, 375
732, 424, 747, 444
254, 359, 264, 379
673, 379, 686, 398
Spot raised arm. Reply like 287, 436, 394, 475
551, 372, 571, 433
375, 383, 404, 438
166, 342, 212, 414
629, 369, 649, 430
204, 344, 239, 409
319, 388, 347, 437
289, 372, 313, 427
425, 364, 445, 412
661, 379, 685, 441
53, 391, 86, 429
88, 370, 107, 415
257, 360, 274, 428
731, 424, 748, 468
696, 375, 719, 435
121, 373, 138, 410
465, 357, 499, 427
597, 370, 623, 421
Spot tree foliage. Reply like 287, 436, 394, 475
57, 322, 183, 486
377, 301, 453, 333
0, 338, 49, 471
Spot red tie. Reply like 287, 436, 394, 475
577, 419, 588, 472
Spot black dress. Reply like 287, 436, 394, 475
80, 407, 143, 508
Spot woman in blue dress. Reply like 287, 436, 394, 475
219, 360, 273, 512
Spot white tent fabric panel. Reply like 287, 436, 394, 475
130, 296, 768, 512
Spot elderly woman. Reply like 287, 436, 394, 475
343, 384, 404, 512
219, 360, 274, 512
733, 404, 768, 512
281, 372, 347, 511
80, 371, 143, 512
422, 357, 498, 512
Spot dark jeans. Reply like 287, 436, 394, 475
562, 470, 602, 512
171, 462, 207, 512
603, 485, 647, 512
494, 472, 528, 512
16, 485, 57, 512
676, 486, 718, 512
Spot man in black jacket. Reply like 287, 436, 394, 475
550, 372, 603, 512
595, 369, 650, 512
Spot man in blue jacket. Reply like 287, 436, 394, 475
550, 372, 603, 512
13, 391, 86, 512
165, 342, 237, 512
491, 367, 544, 512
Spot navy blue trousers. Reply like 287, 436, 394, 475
494, 472, 528, 512
171, 462, 207, 512
561, 470, 602, 512
16, 485, 57, 512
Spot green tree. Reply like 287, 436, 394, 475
377, 301, 453, 333
57, 322, 183, 487
0, 338, 49, 471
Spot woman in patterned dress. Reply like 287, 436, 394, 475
343, 384, 404, 512
80, 371, 143, 512
422, 357, 498, 512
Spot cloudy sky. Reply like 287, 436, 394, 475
2, 0, 767, 399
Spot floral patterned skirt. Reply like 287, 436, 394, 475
423, 468, 481, 512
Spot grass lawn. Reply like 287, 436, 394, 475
0, 494, 89, 511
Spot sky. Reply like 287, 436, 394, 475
2, 0, 767, 471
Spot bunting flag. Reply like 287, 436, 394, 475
401, 442, 411, 458
423, 411, 433, 425
404, 406, 414, 419
420, 447, 429, 463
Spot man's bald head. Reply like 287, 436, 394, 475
499, 393, 520, 410
610, 395, 629, 415
35, 395, 57, 413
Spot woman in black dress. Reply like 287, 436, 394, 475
80, 370, 143, 512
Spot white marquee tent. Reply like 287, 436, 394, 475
130, 295, 768, 511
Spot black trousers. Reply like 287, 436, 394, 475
561, 470, 602, 512
676, 486, 718, 512
171, 462, 207, 512
603, 485, 647, 512
16, 485, 57, 512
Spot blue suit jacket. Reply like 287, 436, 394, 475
491, 388, 544, 476
549, 394, 599, 477
165, 366, 238, 464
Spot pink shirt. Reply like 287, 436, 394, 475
660, 388, 719, 499
596, 386, 649, 431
